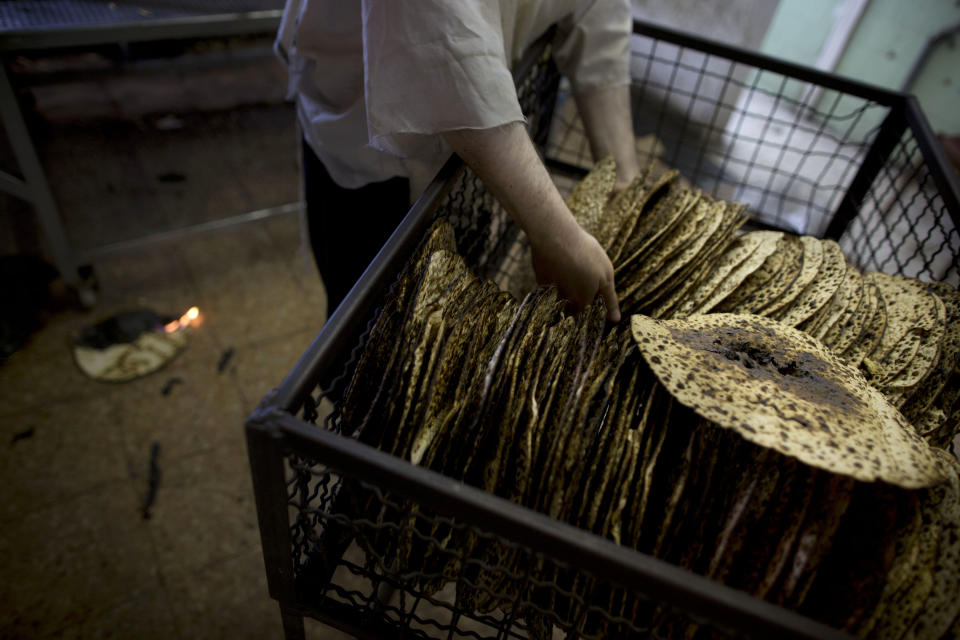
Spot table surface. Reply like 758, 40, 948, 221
0, 1, 283, 31
0, 1, 284, 50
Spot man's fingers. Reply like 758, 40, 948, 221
599, 276, 621, 323
568, 290, 589, 315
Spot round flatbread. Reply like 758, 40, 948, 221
73, 326, 186, 382
620, 192, 712, 304
776, 239, 847, 327
761, 235, 824, 317
608, 169, 679, 264
651, 199, 748, 319
843, 281, 886, 368
630, 313, 946, 488
596, 165, 651, 253
901, 282, 960, 421
823, 267, 869, 354
729, 233, 804, 314
868, 272, 946, 390
693, 231, 783, 314
905, 451, 960, 640
566, 155, 616, 238
816, 266, 864, 345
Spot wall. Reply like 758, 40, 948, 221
628, 0, 782, 150
903, 29, 960, 136
632, 0, 780, 50
759, 0, 960, 136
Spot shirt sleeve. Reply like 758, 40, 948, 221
361, 0, 526, 158
552, 0, 632, 94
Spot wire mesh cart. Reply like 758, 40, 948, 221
246, 19, 960, 640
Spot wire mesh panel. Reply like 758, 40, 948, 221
284, 453, 741, 640
270, 392, 849, 640
543, 24, 959, 288
839, 125, 960, 286
547, 38, 883, 236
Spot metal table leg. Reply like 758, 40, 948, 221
0, 61, 93, 304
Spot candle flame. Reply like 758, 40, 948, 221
164, 306, 201, 333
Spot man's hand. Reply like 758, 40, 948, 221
442, 122, 621, 322
529, 214, 620, 320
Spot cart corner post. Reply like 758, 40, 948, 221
245, 403, 305, 640
903, 94, 960, 232
824, 100, 909, 241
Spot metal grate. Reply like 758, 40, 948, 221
285, 460, 740, 640
248, 18, 960, 640
547, 40, 885, 236
839, 127, 960, 285
544, 22, 959, 286
0, 1, 284, 31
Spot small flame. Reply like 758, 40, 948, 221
164, 306, 201, 333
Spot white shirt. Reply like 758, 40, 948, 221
277, 0, 631, 188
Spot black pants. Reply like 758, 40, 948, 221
302, 140, 410, 314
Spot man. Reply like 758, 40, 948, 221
277, 0, 639, 321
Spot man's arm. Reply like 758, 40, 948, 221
574, 83, 639, 191
442, 123, 620, 322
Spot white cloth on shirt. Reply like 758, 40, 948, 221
277, 0, 631, 189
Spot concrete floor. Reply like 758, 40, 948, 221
0, 49, 352, 638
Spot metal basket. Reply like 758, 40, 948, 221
246, 19, 960, 640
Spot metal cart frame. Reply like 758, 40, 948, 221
246, 18, 960, 640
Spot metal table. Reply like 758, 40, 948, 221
0, 1, 284, 303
